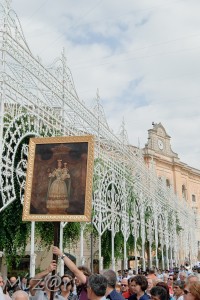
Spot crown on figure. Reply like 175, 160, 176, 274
52, 144, 71, 154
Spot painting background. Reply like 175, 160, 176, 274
30, 142, 88, 215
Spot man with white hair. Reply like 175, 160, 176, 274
12, 291, 28, 300
178, 272, 187, 281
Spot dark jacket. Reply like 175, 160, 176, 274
107, 289, 125, 300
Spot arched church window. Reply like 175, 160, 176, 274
166, 179, 170, 187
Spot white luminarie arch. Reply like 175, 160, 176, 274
0, 0, 198, 273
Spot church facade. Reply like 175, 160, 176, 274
143, 123, 200, 255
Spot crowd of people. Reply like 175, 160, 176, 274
0, 246, 200, 300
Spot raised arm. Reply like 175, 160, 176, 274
29, 260, 57, 296
53, 246, 87, 284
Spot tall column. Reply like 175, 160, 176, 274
124, 236, 127, 270
165, 245, 169, 270
154, 212, 159, 269
164, 211, 169, 270
59, 222, 64, 276
134, 236, 138, 274
147, 223, 153, 269
170, 244, 173, 269
30, 221, 36, 277
80, 223, 85, 265
111, 182, 116, 271
155, 247, 158, 269
99, 234, 102, 271
111, 227, 115, 271
149, 242, 152, 269
141, 202, 146, 271
111, 204, 115, 270
142, 243, 146, 271
59, 222, 68, 275
161, 244, 164, 270
100, 257, 103, 270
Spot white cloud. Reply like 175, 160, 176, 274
10, 0, 200, 169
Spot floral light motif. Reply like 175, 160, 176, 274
0, 0, 198, 269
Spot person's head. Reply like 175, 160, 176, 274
163, 274, 168, 283
127, 276, 135, 295
12, 290, 29, 300
75, 266, 91, 287
128, 275, 148, 295
128, 270, 133, 277
156, 282, 170, 300
146, 278, 154, 294
184, 282, 200, 300
60, 274, 74, 294
7, 276, 20, 296
21, 277, 27, 285
123, 270, 128, 278
167, 274, 174, 286
120, 278, 128, 293
187, 274, 199, 284
179, 272, 187, 281
103, 270, 117, 290
150, 286, 168, 300
173, 280, 184, 298
87, 274, 107, 300
117, 270, 122, 276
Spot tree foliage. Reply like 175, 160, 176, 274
0, 198, 30, 267
0, 116, 81, 266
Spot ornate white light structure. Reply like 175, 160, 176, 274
0, 0, 199, 271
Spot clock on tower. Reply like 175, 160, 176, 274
157, 139, 164, 150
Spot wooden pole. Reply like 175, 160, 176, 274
50, 222, 60, 300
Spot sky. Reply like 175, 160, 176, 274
10, 0, 200, 169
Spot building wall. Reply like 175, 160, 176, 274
143, 122, 200, 238
151, 159, 200, 212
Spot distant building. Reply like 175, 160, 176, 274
143, 122, 200, 259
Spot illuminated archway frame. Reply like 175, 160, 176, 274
0, 0, 198, 269
23, 135, 94, 222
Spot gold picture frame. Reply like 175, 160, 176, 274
22, 135, 94, 222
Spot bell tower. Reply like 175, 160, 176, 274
144, 122, 179, 159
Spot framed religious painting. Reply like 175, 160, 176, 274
22, 135, 94, 222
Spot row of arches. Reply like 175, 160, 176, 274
92, 159, 197, 271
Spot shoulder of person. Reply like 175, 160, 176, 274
108, 290, 125, 300
128, 295, 137, 300
140, 294, 150, 300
